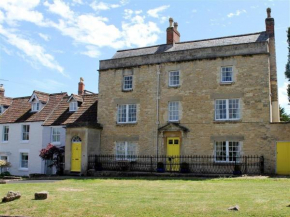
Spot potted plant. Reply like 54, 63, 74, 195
157, 162, 165, 173
180, 162, 190, 173
233, 164, 242, 176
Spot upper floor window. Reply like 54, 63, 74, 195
69, 101, 78, 112
22, 125, 30, 141
168, 101, 179, 122
2, 126, 9, 142
117, 104, 137, 123
123, 75, 133, 91
221, 66, 233, 83
215, 141, 240, 162
215, 99, 240, 121
116, 141, 137, 161
51, 127, 61, 143
169, 71, 180, 87
32, 102, 40, 112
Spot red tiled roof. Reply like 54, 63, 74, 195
31, 90, 50, 103
43, 94, 98, 126
0, 96, 12, 106
0, 92, 67, 124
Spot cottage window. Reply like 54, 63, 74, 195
169, 71, 180, 87
0, 105, 3, 114
51, 127, 61, 143
69, 101, 78, 112
221, 66, 233, 83
20, 153, 28, 169
123, 75, 133, 91
117, 104, 137, 123
22, 125, 30, 141
2, 126, 9, 142
215, 99, 240, 120
215, 141, 240, 162
0, 156, 9, 172
32, 102, 40, 112
116, 141, 137, 161
168, 101, 179, 122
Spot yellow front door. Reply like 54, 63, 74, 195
277, 142, 290, 175
166, 137, 180, 171
71, 142, 82, 172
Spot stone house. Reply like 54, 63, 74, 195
97, 8, 290, 174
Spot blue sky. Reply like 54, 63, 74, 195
0, 0, 289, 111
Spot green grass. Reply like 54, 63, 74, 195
1, 177, 290, 216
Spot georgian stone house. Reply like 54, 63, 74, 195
97, 9, 290, 174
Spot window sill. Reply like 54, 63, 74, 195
1, 141, 8, 144
220, 82, 234, 85
168, 120, 180, 123
116, 122, 137, 126
51, 142, 61, 146
214, 120, 241, 124
18, 168, 28, 171
168, 85, 180, 89
20, 140, 29, 143
122, 89, 133, 92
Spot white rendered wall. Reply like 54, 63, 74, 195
0, 122, 44, 176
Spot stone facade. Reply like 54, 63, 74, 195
98, 12, 290, 174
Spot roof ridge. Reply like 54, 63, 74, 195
115, 31, 265, 53
33, 90, 50, 95
49, 92, 68, 96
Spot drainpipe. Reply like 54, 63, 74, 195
156, 64, 161, 157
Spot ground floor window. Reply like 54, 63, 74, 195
20, 153, 29, 169
0, 155, 9, 172
116, 142, 137, 161
215, 141, 240, 162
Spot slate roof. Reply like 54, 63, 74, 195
0, 92, 67, 124
112, 32, 268, 59
43, 93, 100, 128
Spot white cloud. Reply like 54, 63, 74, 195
0, 44, 13, 55
227, 10, 247, 18
81, 45, 100, 58
90, 0, 128, 11
0, 0, 44, 26
160, 16, 168, 24
279, 81, 290, 114
147, 5, 170, 18
72, 0, 83, 4
0, 25, 65, 76
44, 0, 74, 20
38, 33, 50, 41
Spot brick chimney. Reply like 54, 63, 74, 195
265, 8, 279, 122
78, 77, 85, 95
166, 18, 180, 44
0, 84, 4, 97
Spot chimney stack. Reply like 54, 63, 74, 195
78, 77, 85, 95
166, 18, 180, 44
0, 84, 4, 97
265, 8, 279, 122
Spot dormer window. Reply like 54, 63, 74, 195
69, 101, 78, 112
0, 105, 3, 114
32, 102, 40, 112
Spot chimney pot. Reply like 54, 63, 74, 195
265, 8, 274, 37
78, 77, 85, 95
174, 22, 178, 31
169, 18, 173, 27
166, 17, 180, 44
267, 8, 271, 18
0, 84, 4, 97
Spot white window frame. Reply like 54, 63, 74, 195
123, 75, 133, 91
220, 66, 233, 83
215, 99, 240, 121
51, 127, 61, 144
169, 71, 180, 87
215, 141, 240, 163
116, 141, 137, 161
2, 126, 9, 143
19, 152, 29, 170
168, 101, 179, 122
117, 104, 137, 124
31, 102, 40, 112
22, 125, 30, 142
69, 101, 78, 112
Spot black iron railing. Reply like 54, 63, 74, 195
88, 155, 264, 175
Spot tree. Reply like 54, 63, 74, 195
285, 27, 290, 101
280, 106, 290, 122
39, 143, 65, 175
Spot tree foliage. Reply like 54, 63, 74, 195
280, 106, 290, 122
285, 27, 290, 101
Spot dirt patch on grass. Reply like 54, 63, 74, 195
57, 188, 85, 192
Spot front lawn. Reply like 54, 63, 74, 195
0, 177, 290, 216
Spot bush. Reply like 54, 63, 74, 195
0, 171, 11, 177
